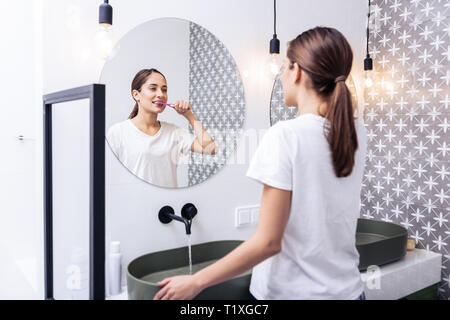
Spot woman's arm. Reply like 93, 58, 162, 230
173, 100, 217, 155
184, 111, 218, 155
153, 184, 292, 300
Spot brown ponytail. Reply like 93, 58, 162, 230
287, 27, 358, 177
129, 68, 166, 119
128, 103, 139, 119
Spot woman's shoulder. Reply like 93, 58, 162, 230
110, 119, 130, 128
160, 121, 180, 127
107, 119, 130, 137
159, 120, 176, 128
274, 114, 328, 138
269, 119, 297, 136
160, 121, 188, 134
260, 121, 297, 147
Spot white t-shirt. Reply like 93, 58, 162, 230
107, 119, 195, 188
246, 113, 367, 300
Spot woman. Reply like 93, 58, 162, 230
154, 27, 367, 300
107, 69, 217, 188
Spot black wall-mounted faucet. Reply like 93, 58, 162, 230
158, 203, 197, 235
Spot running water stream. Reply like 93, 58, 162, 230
187, 234, 192, 275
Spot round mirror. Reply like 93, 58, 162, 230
270, 73, 358, 125
101, 18, 245, 188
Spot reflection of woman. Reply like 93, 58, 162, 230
107, 69, 217, 188
154, 27, 367, 300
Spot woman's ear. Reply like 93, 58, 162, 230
132, 89, 140, 103
294, 62, 302, 83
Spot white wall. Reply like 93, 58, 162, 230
0, 0, 367, 299
0, 1, 42, 299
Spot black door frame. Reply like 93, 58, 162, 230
43, 84, 105, 300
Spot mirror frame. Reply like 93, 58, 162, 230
43, 84, 105, 300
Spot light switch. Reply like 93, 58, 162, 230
235, 205, 259, 228
240, 209, 251, 224
235, 207, 251, 227
251, 206, 260, 224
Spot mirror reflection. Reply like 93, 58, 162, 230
101, 18, 245, 188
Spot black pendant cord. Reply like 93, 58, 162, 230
364, 0, 373, 70
366, 0, 371, 56
274, 0, 277, 35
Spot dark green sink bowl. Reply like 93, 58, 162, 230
127, 240, 253, 300
128, 220, 408, 299
356, 218, 408, 271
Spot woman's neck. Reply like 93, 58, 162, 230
296, 89, 327, 117
132, 109, 159, 130
130, 109, 161, 137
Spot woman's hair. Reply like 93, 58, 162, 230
287, 27, 358, 178
129, 68, 166, 119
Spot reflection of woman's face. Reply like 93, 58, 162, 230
134, 73, 168, 114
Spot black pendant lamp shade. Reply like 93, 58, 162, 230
364, 54, 373, 71
99, 0, 113, 25
270, 34, 280, 55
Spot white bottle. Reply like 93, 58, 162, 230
109, 241, 122, 295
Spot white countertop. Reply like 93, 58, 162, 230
107, 248, 442, 300
107, 287, 128, 300
360, 248, 442, 300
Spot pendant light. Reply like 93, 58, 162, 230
364, 0, 374, 87
95, 0, 114, 60
265, 0, 282, 78
99, 0, 113, 25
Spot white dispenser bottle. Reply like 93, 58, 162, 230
109, 241, 122, 295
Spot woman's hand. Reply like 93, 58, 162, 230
174, 100, 192, 116
153, 275, 203, 300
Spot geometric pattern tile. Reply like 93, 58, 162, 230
361, 0, 450, 300
188, 22, 245, 186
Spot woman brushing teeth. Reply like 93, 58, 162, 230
107, 68, 218, 188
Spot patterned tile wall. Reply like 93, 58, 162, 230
361, 0, 449, 299
188, 22, 245, 186
269, 1, 449, 299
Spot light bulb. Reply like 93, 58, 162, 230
364, 74, 373, 88
384, 81, 394, 91
265, 53, 282, 79
94, 24, 114, 60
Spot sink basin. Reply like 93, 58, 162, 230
356, 218, 408, 271
128, 219, 407, 299
127, 240, 253, 300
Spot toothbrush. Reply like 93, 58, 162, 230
155, 101, 175, 108
155, 101, 191, 111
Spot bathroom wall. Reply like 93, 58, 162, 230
34, 0, 367, 297
360, 0, 449, 299
0, 1, 43, 299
